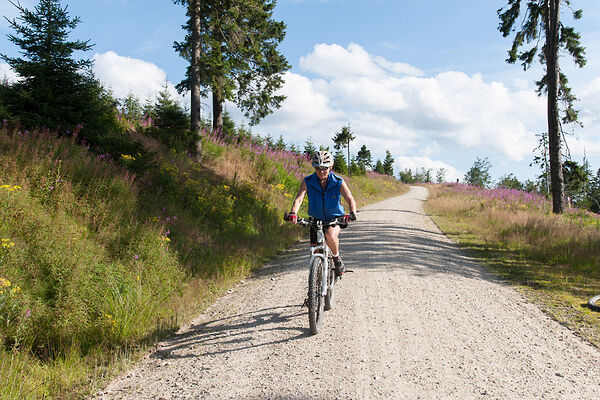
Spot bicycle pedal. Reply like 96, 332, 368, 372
302, 298, 309, 308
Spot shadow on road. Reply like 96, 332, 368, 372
150, 305, 308, 360
339, 220, 499, 282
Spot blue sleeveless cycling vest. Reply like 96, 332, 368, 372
305, 172, 345, 220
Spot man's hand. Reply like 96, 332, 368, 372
349, 211, 357, 221
285, 212, 297, 224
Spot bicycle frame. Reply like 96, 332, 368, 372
286, 214, 349, 335
309, 221, 331, 298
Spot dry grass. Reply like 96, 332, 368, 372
426, 183, 600, 348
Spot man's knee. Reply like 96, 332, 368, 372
325, 227, 340, 241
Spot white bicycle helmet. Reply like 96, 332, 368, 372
311, 150, 333, 168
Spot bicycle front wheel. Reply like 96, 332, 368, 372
308, 257, 325, 334
324, 259, 335, 311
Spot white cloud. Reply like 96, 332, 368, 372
0, 63, 19, 83
249, 71, 344, 141
373, 56, 424, 77
92, 51, 184, 104
259, 43, 546, 168
395, 156, 463, 182
299, 42, 423, 79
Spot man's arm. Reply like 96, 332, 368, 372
340, 181, 357, 214
290, 178, 307, 214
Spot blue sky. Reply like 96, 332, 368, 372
2, 0, 600, 183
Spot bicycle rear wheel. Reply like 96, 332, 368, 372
308, 257, 325, 334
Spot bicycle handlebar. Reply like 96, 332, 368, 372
284, 213, 349, 227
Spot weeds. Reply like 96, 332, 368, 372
0, 124, 407, 398
427, 183, 600, 347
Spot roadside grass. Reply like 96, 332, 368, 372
0, 126, 407, 399
425, 183, 600, 348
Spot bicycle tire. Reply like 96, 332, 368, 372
308, 257, 324, 334
588, 294, 600, 311
324, 260, 335, 311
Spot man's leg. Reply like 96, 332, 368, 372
324, 225, 340, 254
325, 226, 345, 275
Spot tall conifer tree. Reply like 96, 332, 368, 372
174, 0, 290, 151
498, 0, 586, 213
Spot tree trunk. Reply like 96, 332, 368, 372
546, 0, 565, 213
190, 0, 202, 160
347, 138, 350, 175
212, 90, 224, 132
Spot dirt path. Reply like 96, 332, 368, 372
94, 186, 600, 399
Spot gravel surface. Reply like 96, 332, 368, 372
93, 186, 600, 399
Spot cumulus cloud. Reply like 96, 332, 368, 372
299, 42, 423, 79
92, 51, 184, 104
259, 42, 546, 168
0, 63, 19, 83
395, 156, 463, 183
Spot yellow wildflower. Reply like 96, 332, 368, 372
223, 185, 231, 191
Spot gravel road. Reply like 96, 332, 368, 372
94, 186, 600, 399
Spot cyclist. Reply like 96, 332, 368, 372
286, 150, 357, 275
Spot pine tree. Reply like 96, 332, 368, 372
356, 144, 373, 172
274, 135, 286, 151
382, 150, 395, 176
173, 0, 290, 135
374, 159, 385, 175
1, 0, 115, 141
464, 157, 492, 188
333, 149, 348, 175
304, 138, 317, 158
332, 124, 355, 174
498, 0, 586, 213
436, 168, 447, 183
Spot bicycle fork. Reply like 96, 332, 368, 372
309, 250, 329, 297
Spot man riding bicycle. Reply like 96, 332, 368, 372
287, 151, 357, 275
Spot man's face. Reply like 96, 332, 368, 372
315, 166, 330, 179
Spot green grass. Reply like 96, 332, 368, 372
0, 126, 407, 399
426, 183, 600, 348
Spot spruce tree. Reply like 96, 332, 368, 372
333, 149, 348, 175
173, 0, 290, 135
356, 144, 373, 172
498, 0, 586, 213
3, 0, 89, 126
304, 138, 317, 158
332, 124, 355, 174
1, 0, 117, 144
382, 150, 395, 176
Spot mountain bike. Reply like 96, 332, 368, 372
285, 214, 350, 335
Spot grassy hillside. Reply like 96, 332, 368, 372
0, 126, 407, 399
426, 183, 600, 348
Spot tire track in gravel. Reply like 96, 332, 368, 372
94, 186, 600, 399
